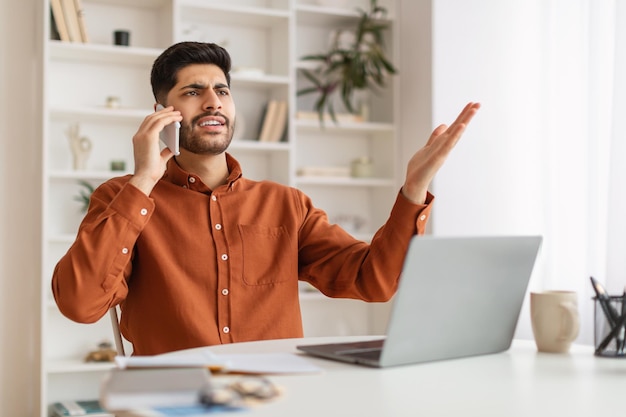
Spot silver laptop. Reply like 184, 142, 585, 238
297, 235, 542, 368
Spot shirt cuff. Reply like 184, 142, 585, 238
390, 190, 434, 236
108, 182, 155, 229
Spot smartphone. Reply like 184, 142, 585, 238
155, 104, 180, 155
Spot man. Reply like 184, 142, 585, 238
52, 42, 479, 356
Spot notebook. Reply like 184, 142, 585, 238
297, 235, 542, 368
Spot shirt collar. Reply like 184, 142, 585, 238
162, 152, 243, 192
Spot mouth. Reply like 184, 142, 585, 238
197, 115, 227, 131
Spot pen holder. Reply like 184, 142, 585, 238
593, 295, 626, 357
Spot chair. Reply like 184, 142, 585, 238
109, 306, 126, 356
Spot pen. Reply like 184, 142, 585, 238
595, 310, 626, 355
617, 287, 626, 355
589, 277, 619, 327
590, 277, 623, 355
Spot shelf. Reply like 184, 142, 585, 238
296, 4, 361, 26
295, 176, 395, 187
47, 359, 116, 374
296, 4, 393, 26
179, 2, 290, 27
48, 170, 130, 180
49, 40, 161, 66
229, 140, 290, 152
83, 0, 169, 8
49, 105, 149, 122
230, 73, 290, 89
295, 119, 395, 133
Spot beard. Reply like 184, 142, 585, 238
179, 112, 234, 155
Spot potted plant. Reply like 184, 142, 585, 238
74, 180, 94, 213
297, 0, 397, 124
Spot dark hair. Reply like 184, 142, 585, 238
150, 41, 232, 103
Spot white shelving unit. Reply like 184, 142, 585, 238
39, 0, 398, 415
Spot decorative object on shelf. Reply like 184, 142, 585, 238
350, 156, 373, 178
113, 30, 130, 46
110, 160, 126, 171
105, 96, 121, 109
74, 180, 94, 213
66, 123, 92, 170
297, 0, 397, 124
84, 340, 117, 363
297, 166, 351, 178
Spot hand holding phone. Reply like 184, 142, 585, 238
155, 104, 181, 156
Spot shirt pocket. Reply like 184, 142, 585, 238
238, 224, 294, 285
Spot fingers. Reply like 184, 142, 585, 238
426, 102, 480, 146
425, 124, 448, 146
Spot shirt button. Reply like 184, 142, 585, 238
121, 247, 129, 254
223, 326, 230, 334
140, 208, 148, 216
182, 185, 188, 189
211, 195, 217, 201
189, 177, 196, 183
221, 254, 228, 261
419, 214, 426, 221
215, 224, 222, 230
222, 289, 229, 296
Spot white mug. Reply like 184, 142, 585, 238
530, 291, 580, 353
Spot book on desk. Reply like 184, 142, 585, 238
50, 399, 113, 417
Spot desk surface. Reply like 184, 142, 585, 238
121, 336, 626, 417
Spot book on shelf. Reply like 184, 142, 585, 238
257, 100, 278, 142
61, 0, 83, 42
269, 100, 288, 142
50, 0, 69, 42
49, 399, 113, 417
73, 0, 89, 43
258, 100, 288, 142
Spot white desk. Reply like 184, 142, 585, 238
121, 336, 626, 417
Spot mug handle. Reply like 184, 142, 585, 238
558, 301, 580, 341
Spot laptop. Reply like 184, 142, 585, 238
297, 235, 542, 368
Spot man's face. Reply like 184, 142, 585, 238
165, 63, 235, 155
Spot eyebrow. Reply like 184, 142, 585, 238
180, 82, 229, 91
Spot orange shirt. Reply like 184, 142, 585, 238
52, 154, 432, 355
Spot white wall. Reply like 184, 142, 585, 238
0, 0, 42, 416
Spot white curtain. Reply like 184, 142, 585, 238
520, 0, 626, 344
427, 0, 626, 345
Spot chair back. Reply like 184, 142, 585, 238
109, 306, 126, 356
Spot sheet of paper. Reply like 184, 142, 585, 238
115, 350, 228, 371
115, 351, 321, 374
220, 353, 321, 374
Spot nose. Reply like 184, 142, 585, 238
203, 90, 222, 112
